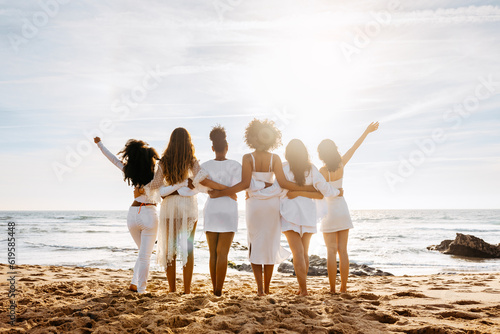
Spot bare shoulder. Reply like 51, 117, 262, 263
319, 166, 328, 177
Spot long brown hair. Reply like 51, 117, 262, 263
285, 139, 311, 186
318, 139, 342, 172
160, 128, 196, 185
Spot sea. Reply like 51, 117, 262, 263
1, 210, 500, 276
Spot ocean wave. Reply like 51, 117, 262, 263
23, 242, 137, 252
0, 216, 13, 220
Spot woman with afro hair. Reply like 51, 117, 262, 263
209, 119, 317, 296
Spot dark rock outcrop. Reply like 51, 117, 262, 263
428, 233, 500, 258
228, 255, 392, 276
278, 255, 393, 276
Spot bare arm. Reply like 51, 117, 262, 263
208, 155, 253, 198
273, 155, 316, 191
287, 191, 324, 200
342, 122, 379, 165
200, 179, 228, 190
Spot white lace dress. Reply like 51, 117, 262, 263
146, 160, 207, 268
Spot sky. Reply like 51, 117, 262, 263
1, 0, 499, 210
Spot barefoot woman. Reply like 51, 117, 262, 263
146, 127, 202, 294
209, 119, 317, 296
194, 125, 241, 296
280, 139, 341, 296
318, 122, 379, 293
94, 137, 160, 293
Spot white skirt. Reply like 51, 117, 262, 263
246, 197, 290, 265
320, 196, 353, 233
157, 195, 198, 268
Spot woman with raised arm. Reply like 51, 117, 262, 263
279, 139, 342, 296
318, 121, 379, 293
209, 119, 317, 296
93, 137, 166, 294
144, 127, 204, 294
193, 125, 242, 296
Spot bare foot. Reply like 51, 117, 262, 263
299, 291, 309, 296
257, 291, 265, 296
129, 284, 138, 292
295, 290, 301, 295
214, 290, 222, 297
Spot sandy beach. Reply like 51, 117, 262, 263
1, 264, 499, 333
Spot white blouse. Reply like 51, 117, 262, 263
195, 159, 241, 233
279, 162, 340, 227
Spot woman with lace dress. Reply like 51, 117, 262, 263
318, 121, 379, 293
209, 119, 318, 296
141, 127, 203, 294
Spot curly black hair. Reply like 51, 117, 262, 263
118, 140, 159, 187
244, 118, 282, 151
209, 124, 228, 152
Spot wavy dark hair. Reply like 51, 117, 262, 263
161, 127, 196, 185
285, 139, 311, 186
244, 118, 282, 151
210, 124, 227, 152
318, 139, 342, 172
118, 139, 159, 187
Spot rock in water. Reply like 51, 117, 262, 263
277, 255, 393, 276
428, 233, 500, 258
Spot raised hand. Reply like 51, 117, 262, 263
366, 122, 379, 133
94, 137, 101, 144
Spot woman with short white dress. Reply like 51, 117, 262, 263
280, 139, 341, 296
209, 119, 317, 296
318, 122, 379, 293
194, 125, 242, 296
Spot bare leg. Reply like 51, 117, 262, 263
206, 232, 219, 293
183, 221, 197, 294
323, 232, 338, 293
214, 232, 235, 296
337, 229, 350, 293
251, 263, 265, 296
284, 231, 308, 296
263, 265, 274, 295
166, 256, 176, 293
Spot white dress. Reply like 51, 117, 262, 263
320, 175, 353, 233
246, 154, 290, 265
280, 162, 340, 236
195, 159, 242, 233
146, 160, 205, 268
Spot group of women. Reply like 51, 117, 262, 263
94, 119, 379, 296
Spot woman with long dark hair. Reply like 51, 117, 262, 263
94, 137, 166, 294
209, 119, 317, 296
280, 139, 341, 296
145, 127, 203, 294
194, 125, 242, 296
317, 122, 379, 293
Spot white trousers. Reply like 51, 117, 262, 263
127, 206, 158, 293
